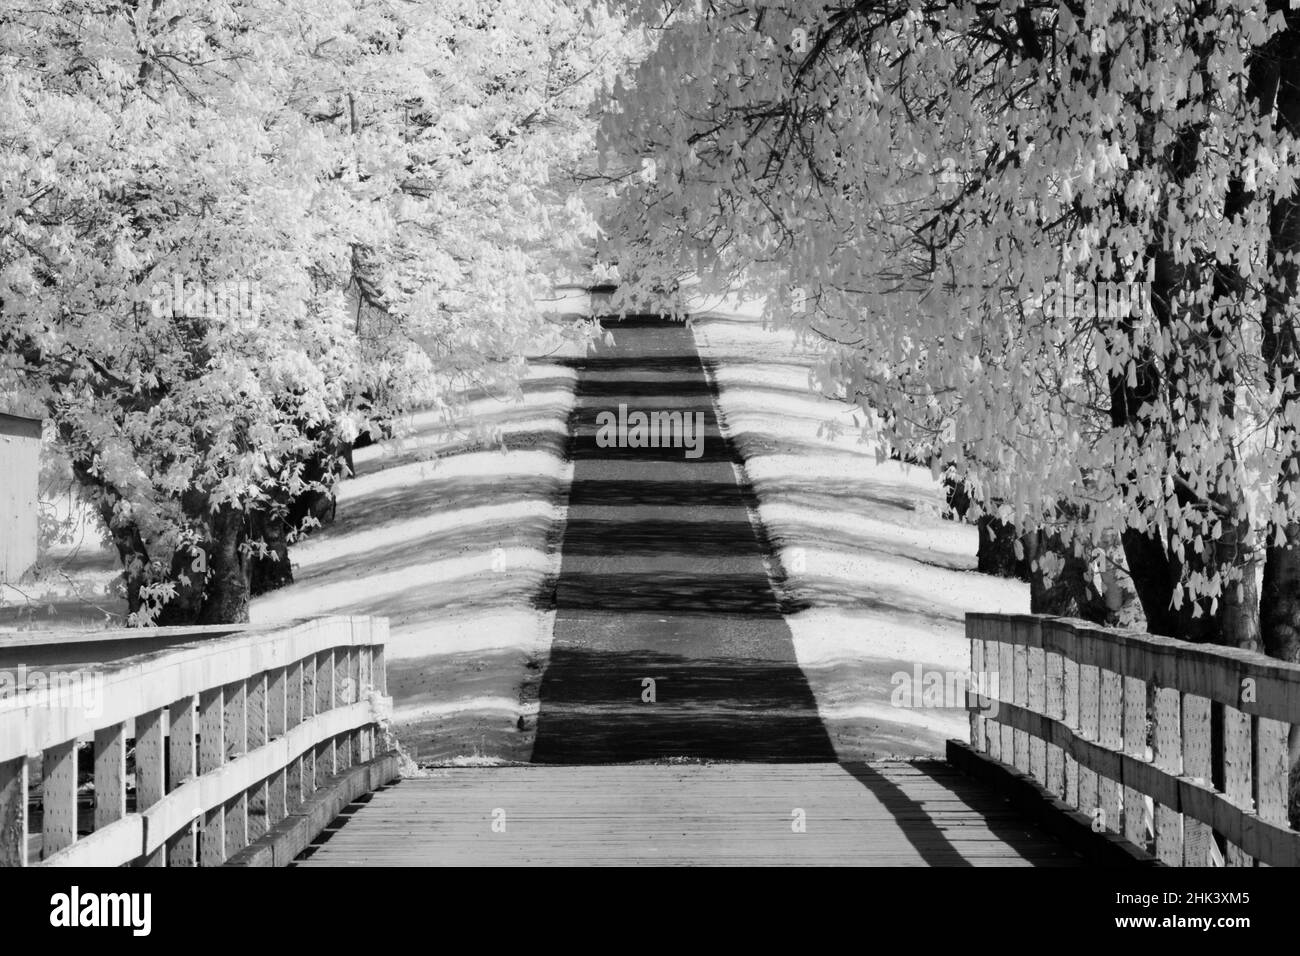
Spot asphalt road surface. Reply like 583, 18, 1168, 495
532, 316, 836, 763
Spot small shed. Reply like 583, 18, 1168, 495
0, 411, 41, 583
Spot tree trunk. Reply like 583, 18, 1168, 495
197, 504, 250, 624
1024, 530, 1116, 624
976, 514, 1029, 580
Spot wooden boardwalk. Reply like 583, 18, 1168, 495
298, 762, 1082, 866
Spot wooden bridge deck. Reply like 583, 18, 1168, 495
298, 761, 1082, 866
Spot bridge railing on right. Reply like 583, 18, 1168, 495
963, 613, 1299, 866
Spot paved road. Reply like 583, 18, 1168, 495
531, 316, 835, 762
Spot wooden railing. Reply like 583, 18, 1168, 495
0, 615, 398, 866
964, 613, 1300, 866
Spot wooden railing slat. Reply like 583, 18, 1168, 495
0, 755, 26, 866
41, 740, 77, 859
223, 680, 249, 860
1223, 704, 1254, 866
1152, 686, 1183, 865
135, 708, 165, 867
1122, 676, 1147, 849
167, 696, 197, 867
93, 722, 126, 832
198, 687, 225, 866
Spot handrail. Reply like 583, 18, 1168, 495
965, 613, 1299, 866
0, 615, 396, 866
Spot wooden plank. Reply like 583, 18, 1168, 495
315, 651, 336, 789
1223, 704, 1253, 866
1182, 694, 1214, 866
93, 722, 126, 832
224, 680, 248, 860
373, 628, 388, 696
135, 708, 165, 866
1152, 686, 1182, 866
0, 755, 26, 866
247, 673, 269, 841
301, 656, 316, 799
1028, 645, 1046, 785
1063, 655, 1079, 807
1013, 634, 1030, 773
358, 648, 374, 763
999, 636, 1014, 761
199, 687, 225, 866
1078, 663, 1100, 816
41, 740, 77, 858
1098, 669, 1122, 834
1122, 675, 1147, 850
267, 667, 288, 826
970, 635, 984, 751
985, 638, 1002, 761
287, 660, 305, 807
338, 647, 358, 771
1045, 649, 1065, 798
167, 696, 197, 867
1254, 715, 1290, 848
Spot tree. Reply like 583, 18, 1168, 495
600, 0, 1296, 651
0, 0, 642, 623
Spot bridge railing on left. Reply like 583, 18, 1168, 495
0, 615, 399, 867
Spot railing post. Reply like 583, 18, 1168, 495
1078, 658, 1100, 817
1152, 685, 1183, 865
1027, 639, 1046, 785
337, 647, 357, 772
288, 660, 307, 807
968, 621, 984, 751
301, 656, 317, 799
1255, 715, 1290, 850
135, 708, 165, 866
359, 646, 375, 762
999, 627, 1014, 762
267, 666, 288, 827
1098, 668, 1123, 833
1045, 640, 1065, 799
93, 722, 126, 832
198, 687, 225, 866
985, 625, 1002, 761
247, 673, 268, 841
1182, 694, 1214, 865
1012, 622, 1029, 774
1062, 628, 1080, 808
168, 695, 197, 866
315, 650, 336, 788
0, 756, 27, 867
41, 741, 77, 858
1223, 704, 1253, 866
223, 679, 248, 860
1121, 673, 1147, 849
